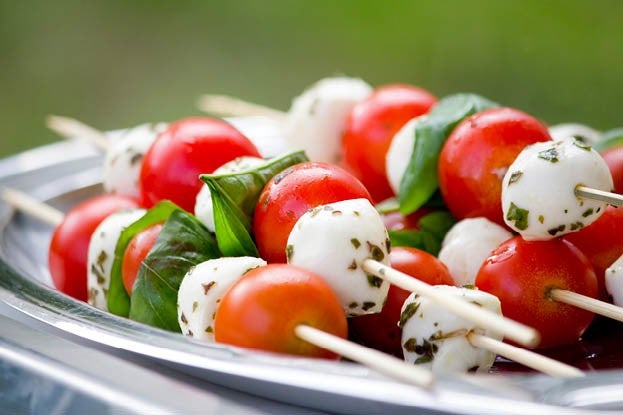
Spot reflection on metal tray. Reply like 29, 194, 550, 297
0, 121, 622, 414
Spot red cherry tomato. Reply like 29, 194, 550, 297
253, 162, 372, 263
381, 207, 437, 231
601, 145, 623, 194
214, 264, 347, 359
564, 206, 623, 300
475, 236, 597, 349
49, 194, 139, 301
121, 223, 163, 295
139, 117, 261, 212
349, 247, 453, 356
438, 107, 551, 226
342, 84, 437, 202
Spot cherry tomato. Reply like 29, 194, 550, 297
381, 207, 436, 231
253, 162, 372, 263
601, 145, 623, 194
564, 206, 623, 300
348, 247, 453, 356
342, 84, 437, 202
49, 194, 139, 301
214, 264, 347, 359
438, 107, 551, 226
121, 223, 163, 295
475, 236, 597, 349
139, 117, 261, 212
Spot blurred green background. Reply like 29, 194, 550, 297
1, 0, 622, 158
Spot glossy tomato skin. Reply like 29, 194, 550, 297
342, 84, 437, 202
349, 247, 453, 356
475, 236, 597, 349
381, 207, 436, 231
48, 194, 140, 301
214, 264, 347, 359
438, 107, 551, 226
121, 223, 163, 295
139, 117, 260, 212
564, 206, 623, 300
253, 162, 372, 263
601, 146, 623, 194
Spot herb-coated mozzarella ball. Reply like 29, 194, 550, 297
194, 156, 265, 232
438, 217, 512, 287
177, 256, 267, 341
386, 116, 426, 195
87, 208, 146, 310
549, 123, 601, 145
281, 77, 372, 164
605, 254, 623, 307
286, 198, 390, 316
400, 286, 502, 374
103, 123, 168, 198
502, 137, 613, 240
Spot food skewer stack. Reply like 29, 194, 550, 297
3, 75, 623, 387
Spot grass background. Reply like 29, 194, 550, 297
1, 0, 622, 158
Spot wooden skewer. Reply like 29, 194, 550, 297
575, 185, 623, 207
362, 259, 541, 348
295, 325, 434, 387
2, 188, 64, 226
46, 115, 110, 151
467, 333, 583, 378
550, 288, 623, 322
197, 94, 287, 122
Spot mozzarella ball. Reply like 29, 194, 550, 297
87, 208, 146, 311
227, 116, 292, 159
605, 254, 623, 307
177, 256, 267, 341
287, 198, 390, 316
194, 156, 265, 232
502, 137, 613, 240
386, 116, 427, 195
103, 123, 168, 198
281, 76, 372, 164
438, 217, 512, 287
549, 123, 601, 145
400, 286, 502, 374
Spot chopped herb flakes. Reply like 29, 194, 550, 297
202, 281, 216, 295
570, 222, 584, 231
192, 301, 198, 312
582, 208, 594, 217
538, 215, 544, 224
348, 260, 357, 270
362, 302, 376, 311
399, 302, 420, 327
348, 302, 358, 309
573, 140, 592, 151
367, 241, 385, 261
366, 273, 383, 288
547, 224, 566, 236
350, 238, 361, 249
508, 171, 523, 185
506, 202, 529, 230
285, 244, 294, 261
403, 338, 438, 364
180, 312, 188, 325
538, 147, 559, 163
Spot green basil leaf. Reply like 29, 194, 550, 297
107, 200, 180, 317
129, 210, 220, 332
208, 180, 259, 257
388, 210, 456, 256
200, 150, 308, 257
200, 150, 309, 222
398, 93, 498, 215
594, 128, 623, 152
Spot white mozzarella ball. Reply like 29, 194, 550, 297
502, 137, 613, 240
400, 286, 502, 374
103, 123, 168, 198
438, 218, 512, 287
549, 123, 601, 145
386, 117, 427, 195
177, 256, 267, 341
287, 198, 390, 316
194, 156, 265, 232
281, 77, 372, 164
605, 255, 623, 307
87, 208, 146, 311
